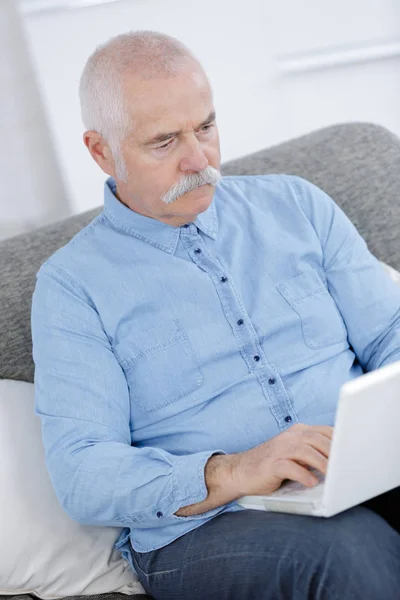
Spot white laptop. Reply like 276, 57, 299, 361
237, 360, 400, 517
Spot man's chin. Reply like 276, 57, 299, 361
170, 187, 212, 217
187, 183, 214, 200
189, 186, 214, 206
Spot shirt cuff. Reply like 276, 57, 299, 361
169, 449, 227, 516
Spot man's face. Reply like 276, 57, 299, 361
115, 66, 221, 227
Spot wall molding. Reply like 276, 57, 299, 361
276, 38, 400, 75
20, 0, 123, 16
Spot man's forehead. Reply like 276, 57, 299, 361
123, 69, 213, 137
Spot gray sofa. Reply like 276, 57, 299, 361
1, 122, 400, 600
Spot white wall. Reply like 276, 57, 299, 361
0, 0, 70, 240
20, 0, 400, 215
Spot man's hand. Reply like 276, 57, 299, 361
230, 423, 333, 497
174, 423, 333, 517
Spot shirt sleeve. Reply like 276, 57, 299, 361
31, 263, 227, 529
289, 175, 400, 372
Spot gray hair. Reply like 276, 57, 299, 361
79, 31, 199, 179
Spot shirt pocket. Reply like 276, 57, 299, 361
277, 268, 347, 349
114, 319, 204, 412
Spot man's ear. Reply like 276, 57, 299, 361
83, 130, 116, 177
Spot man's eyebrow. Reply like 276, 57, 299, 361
144, 111, 216, 146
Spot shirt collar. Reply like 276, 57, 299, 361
103, 177, 218, 253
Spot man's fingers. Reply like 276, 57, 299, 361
288, 425, 333, 458
293, 445, 329, 476
306, 431, 332, 459
291, 423, 334, 440
275, 459, 319, 488
308, 425, 334, 440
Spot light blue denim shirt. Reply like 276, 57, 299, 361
31, 174, 400, 560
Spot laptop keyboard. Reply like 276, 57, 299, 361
269, 469, 326, 501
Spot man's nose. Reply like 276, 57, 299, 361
179, 137, 209, 172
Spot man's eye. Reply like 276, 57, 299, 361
201, 123, 214, 132
156, 140, 174, 151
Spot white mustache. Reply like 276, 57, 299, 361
161, 166, 221, 205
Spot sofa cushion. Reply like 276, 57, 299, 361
0, 379, 147, 599
222, 122, 400, 272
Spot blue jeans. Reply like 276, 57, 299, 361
131, 487, 400, 600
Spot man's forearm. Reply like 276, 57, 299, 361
174, 453, 240, 516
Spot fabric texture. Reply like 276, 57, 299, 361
0, 596, 150, 600
31, 174, 400, 555
0, 379, 147, 598
221, 122, 400, 272
129, 496, 400, 599
1, 122, 400, 384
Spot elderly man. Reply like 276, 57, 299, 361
31, 31, 400, 599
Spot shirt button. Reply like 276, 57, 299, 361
237, 319, 244, 326
253, 355, 260, 362
156, 511, 163, 518
221, 276, 228, 282
183, 224, 190, 228
268, 377, 276, 385
194, 248, 202, 254
284, 415, 292, 423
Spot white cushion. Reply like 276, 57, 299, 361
0, 379, 146, 599
381, 260, 400, 285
